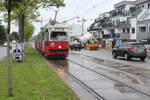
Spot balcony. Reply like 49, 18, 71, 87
116, 33, 130, 40
137, 32, 150, 40
103, 33, 130, 40
102, 21, 130, 29
102, 23, 114, 29
88, 22, 103, 32
116, 21, 131, 28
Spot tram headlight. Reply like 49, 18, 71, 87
58, 45, 62, 49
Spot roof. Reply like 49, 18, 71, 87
114, 1, 136, 8
137, 9, 150, 22
135, 0, 149, 5
45, 22, 69, 30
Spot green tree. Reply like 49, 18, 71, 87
0, 0, 65, 42
24, 21, 35, 41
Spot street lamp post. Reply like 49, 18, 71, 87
5, 0, 13, 96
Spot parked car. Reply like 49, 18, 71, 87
144, 45, 150, 52
70, 40, 82, 51
3, 42, 12, 47
112, 42, 147, 61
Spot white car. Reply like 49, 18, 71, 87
3, 42, 12, 48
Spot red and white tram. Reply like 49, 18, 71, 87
35, 22, 69, 58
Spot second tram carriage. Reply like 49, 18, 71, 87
35, 22, 69, 58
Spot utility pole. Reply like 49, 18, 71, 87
5, 0, 13, 96
81, 17, 86, 36
81, 19, 84, 34
54, 10, 58, 21
40, 17, 43, 28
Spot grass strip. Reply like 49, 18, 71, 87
0, 46, 79, 100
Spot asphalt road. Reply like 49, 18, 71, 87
0, 46, 7, 62
46, 52, 150, 100
71, 49, 150, 69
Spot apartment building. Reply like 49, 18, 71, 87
136, 0, 150, 40
88, 0, 150, 41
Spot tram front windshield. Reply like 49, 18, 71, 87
50, 32, 68, 41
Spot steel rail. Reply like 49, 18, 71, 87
70, 53, 150, 80
69, 59, 150, 98
49, 61, 106, 100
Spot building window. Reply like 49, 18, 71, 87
123, 29, 125, 33
148, 3, 150, 9
102, 31, 104, 35
139, 27, 146, 32
111, 29, 114, 33
132, 28, 135, 34
142, 5, 144, 8
127, 28, 130, 33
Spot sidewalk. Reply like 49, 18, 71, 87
0, 46, 7, 62
0, 46, 79, 100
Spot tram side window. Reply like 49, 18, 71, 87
44, 30, 49, 41
50, 32, 68, 41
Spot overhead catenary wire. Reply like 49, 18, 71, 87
71, 0, 92, 14
38, 0, 110, 24
63, 0, 110, 23
78, 0, 109, 16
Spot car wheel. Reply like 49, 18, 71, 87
124, 53, 130, 60
112, 52, 117, 59
140, 57, 145, 61
75, 48, 77, 51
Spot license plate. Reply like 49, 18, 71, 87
137, 49, 143, 52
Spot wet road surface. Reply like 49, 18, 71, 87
47, 54, 150, 100
0, 46, 7, 62
71, 53, 150, 79
71, 49, 150, 69
69, 55, 150, 96
48, 59, 97, 100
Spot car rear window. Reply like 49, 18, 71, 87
131, 43, 144, 47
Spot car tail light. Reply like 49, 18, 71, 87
128, 46, 137, 50
143, 48, 147, 51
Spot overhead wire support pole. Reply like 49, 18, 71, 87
5, 0, 13, 96
54, 10, 58, 21
81, 17, 84, 35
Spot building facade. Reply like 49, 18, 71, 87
88, 0, 150, 41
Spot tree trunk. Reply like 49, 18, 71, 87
6, 0, 13, 96
18, 13, 25, 42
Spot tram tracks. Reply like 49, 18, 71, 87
70, 52, 150, 80
48, 58, 150, 100
68, 59, 150, 98
37, 49, 150, 100
49, 60, 105, 100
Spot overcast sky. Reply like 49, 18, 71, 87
11, 0, 135, 36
